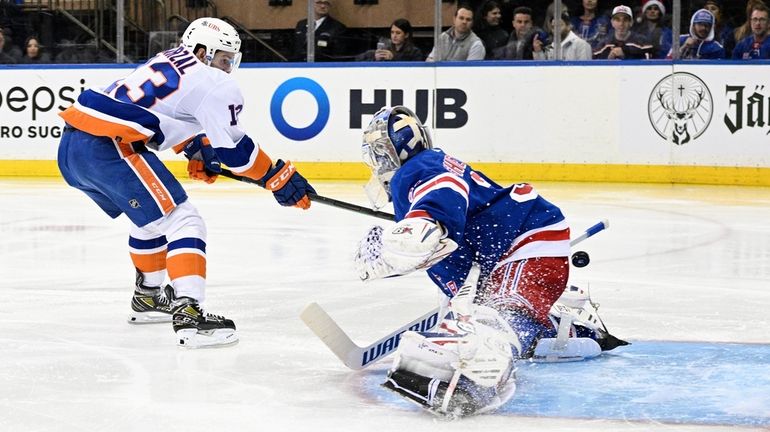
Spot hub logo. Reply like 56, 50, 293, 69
350, 88, 468, 129
270, 77, 330, 141
648, 72, 713, 145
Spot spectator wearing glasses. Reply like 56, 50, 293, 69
293, 0, 348, 61
734, 0, 767, 45
732, 3, 770, 59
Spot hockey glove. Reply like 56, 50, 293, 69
260, 159, 315, 209
182, 134, 221, 184
355, 225, 397, 281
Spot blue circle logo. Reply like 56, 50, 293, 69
270, 77, 330, 141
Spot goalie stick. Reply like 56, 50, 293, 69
301, 219, 610, 370
218, 168, 394, 221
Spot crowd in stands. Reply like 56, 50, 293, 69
1, 0, 769, 64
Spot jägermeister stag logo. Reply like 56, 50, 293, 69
648, 72, 713, 145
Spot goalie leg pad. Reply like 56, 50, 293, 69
384, 319, 517, 418
383, 369, 509, 419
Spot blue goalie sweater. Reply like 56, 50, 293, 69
390, 149, 570, 298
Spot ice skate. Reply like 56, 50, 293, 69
127, 271, 175, 324
550, 284, 629, 352
172, 297, 238, 348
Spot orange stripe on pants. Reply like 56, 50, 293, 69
125, 153, 176, 215
167, 253, 206, 281
130, 250, 168, 273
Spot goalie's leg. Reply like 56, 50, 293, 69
479, 256, 570, 357
383, 320, 517, 418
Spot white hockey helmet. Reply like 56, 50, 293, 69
181, 17, 242, 72
361, 106, 432, 208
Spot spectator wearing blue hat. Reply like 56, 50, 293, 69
732, 3, 770, 59
671, 8, 725, 59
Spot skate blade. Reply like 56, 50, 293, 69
176, 328, 239, 349
127, 311, 172, 324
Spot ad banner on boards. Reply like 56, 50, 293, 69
0, 63, 768, 167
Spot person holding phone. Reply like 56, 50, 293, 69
356, 18, 424, 62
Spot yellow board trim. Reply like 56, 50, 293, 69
4, 160, 769, 187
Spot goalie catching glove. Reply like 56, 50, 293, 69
354, 217, 458, 281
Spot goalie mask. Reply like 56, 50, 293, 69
362, 106, 432, 209
181, 17, 242, 72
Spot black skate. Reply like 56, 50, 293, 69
127, 271, 175, 324
172, 298, 238, 348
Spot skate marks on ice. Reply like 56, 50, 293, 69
355, 341, 770, 428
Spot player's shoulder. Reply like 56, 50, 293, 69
192, 67, 242, 101
399, 149, 444, 176
413, 149, 469, 176
395, 149, 468, 186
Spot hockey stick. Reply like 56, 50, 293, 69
301, 219, 610, 370
301, 303, 441, 370
217, 168, 394, 221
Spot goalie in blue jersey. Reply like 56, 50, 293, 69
354, 106, 627, 418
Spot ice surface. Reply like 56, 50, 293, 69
1, 179, 769, 432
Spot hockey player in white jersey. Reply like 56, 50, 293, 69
57, 18, 315, 348
354, 106, 626, 417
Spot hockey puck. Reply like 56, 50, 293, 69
571, 251, 590, 267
